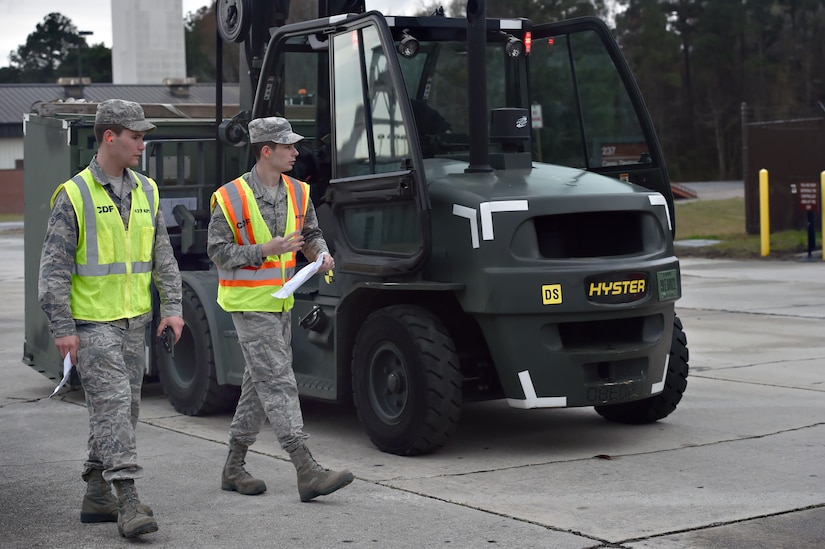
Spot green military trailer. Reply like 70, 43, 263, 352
24, 0, 688, 456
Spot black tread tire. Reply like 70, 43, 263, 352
156, 285, 239, 415
352, 305, 462, 456
595, 315, 689, 424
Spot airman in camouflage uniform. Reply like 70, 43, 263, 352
208, 116, 354, 502
38, 99, 184, 538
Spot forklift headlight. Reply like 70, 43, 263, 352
397, 30, 420, 58
503, 34, 524, 58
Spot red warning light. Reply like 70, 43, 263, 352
524, 31, 532, 55
548, 37, 555, 45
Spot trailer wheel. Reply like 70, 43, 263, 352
595, 315, 689, 424
156, 285, 239, 416
352, 305, 462, 456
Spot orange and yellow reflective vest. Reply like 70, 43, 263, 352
51, 168, 158, 321
210, 174, 309, 312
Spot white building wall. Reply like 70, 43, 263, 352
0, 138, 23, 170
111, 0, 186, 84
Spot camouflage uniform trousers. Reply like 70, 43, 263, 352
75, 320, 146, 483
228, 310, 308, 452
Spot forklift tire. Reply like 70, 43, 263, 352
595, 315, 688, 424
156, 285, 239, 416
352, 305, 462, 456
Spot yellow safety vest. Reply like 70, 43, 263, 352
210, 174, 309, 312
51, 168, 158, 321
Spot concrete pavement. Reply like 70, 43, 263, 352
2, 230, 824, 548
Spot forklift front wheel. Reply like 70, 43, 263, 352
352, 305, 462, 456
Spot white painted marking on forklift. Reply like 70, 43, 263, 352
507, 370, 567, 409
650, 354, 670, 395
499, 20, 523, 30
480, 200, 529, 241
648, 193, 672, 231
453, 204, 479, 248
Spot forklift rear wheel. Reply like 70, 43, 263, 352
352, 305, 462, 456
595, 315, 688, 423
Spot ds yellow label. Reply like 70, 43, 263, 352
542, 284, 562, 305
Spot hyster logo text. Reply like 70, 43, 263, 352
588, 279, 646, 297
585, 273, 649, 304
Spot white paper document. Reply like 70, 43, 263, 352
272, 253, 327, 299
50, 352, 74, 398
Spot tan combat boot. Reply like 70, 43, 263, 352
80, 468, 153, 523
221, 443, 267, 495
288, 443, 354, 502
112, 479, 157, 538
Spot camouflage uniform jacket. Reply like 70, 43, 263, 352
207, 166, 328, 276
38, 156, 183, 338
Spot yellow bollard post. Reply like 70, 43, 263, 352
821, 172, 825, 261
760, 169, 769, 256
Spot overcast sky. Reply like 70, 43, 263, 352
0, 0, 424, 67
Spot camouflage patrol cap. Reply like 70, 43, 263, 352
248, 117, 304, 144
94, 99, 156, 132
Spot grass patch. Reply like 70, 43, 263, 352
675, 197, 746, 240
674, 196, 821, 259
0, 214, 23, 223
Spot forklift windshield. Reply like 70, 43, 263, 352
391, 21, 652, 170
